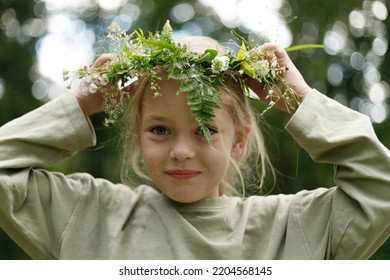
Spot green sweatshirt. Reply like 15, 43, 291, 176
0, 89, 389, 259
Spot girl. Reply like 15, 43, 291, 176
0, 31, 389, 259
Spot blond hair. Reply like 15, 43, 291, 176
119, 36, 275, 197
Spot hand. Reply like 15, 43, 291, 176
75, 54, 114, 117
246, 43, 312, 114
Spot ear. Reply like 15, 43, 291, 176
231, 125, 250, 159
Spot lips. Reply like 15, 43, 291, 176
165, 169, 201, 180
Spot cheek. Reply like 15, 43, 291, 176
207, 147, 231, 177
215, 134, 238, 178
140, 139, 163, 174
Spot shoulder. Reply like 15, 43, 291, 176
244, 187, 336, 214
54, 171, 160, 211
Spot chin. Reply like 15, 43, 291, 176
164, 192, 205, 203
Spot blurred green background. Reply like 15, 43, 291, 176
0, 0, 389, 259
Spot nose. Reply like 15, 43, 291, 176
169, 137, 196, 161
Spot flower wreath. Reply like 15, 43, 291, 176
65, 20, 322, 144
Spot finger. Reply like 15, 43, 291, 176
257, 42, 284, 54
91, 54, 113, 69
255, 43, 291, 67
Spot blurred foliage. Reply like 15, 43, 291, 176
0, 0, 389, 259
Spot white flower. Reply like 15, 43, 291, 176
99, 74, 109, 86
88, 83, 98, 94
81, 76, 92, 87
270, 59, 280, 77
271, 59, 279, 69
251, 60, 270, 78
108, 22, 121, 33
211, 56, 230, 73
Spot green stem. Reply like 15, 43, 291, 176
285, 44, 324, 52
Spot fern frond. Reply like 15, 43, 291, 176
169, 71, 193, 81
136, 36, 178, 53
184, 81, 221, 144
161, 20, 173, 42
178, 79, 199, 93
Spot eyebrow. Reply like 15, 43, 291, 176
143, 115, 169, 122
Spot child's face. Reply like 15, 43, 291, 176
139, 79, 245, 203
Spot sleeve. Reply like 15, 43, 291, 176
0, 93, 97, 259
285, 89, 390, 259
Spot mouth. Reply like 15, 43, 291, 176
165, 169, 202, 180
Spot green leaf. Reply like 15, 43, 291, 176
178, 79, 199, 93
201, 127, 212, 145
169, 70, 196, 81
237, 42, 257, 78
194, 49, 218, 63
237, 42, 247, 61
161, 20, 173, 42
135, 29, 178, 52
184, 80, 221, 144
134, 29, 144, 39
240, 61, 256, 78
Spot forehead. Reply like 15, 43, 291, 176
141, 79, 188, 114
140, 79, 234, 126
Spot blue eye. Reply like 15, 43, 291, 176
150, 126, 170, 136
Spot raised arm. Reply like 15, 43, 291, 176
288, 89, 390, 259
0, 90, 98, 258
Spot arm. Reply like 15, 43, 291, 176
0, 93, 97, 259
0, 53, 138, 259
248, 44, 390, 259
287, 91, 390, 259
0, 93, 96, 169
0, 55, 115, 169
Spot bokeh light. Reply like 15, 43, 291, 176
171, 3, 195, 23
